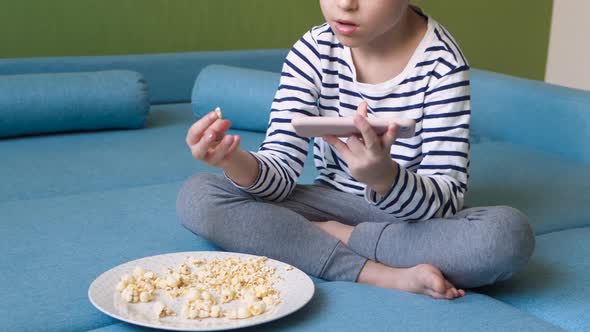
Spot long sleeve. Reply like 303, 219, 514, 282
230, 31, 322, 201
364, 65, 471, 221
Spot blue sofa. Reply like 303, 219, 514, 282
1, 50, 589, 332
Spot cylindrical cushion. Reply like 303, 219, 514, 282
0, 70, 150, 138
192, 65, 280, 132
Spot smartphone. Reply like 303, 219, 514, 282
291, 116, 416, 138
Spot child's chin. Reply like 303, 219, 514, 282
336, 36, 361, 48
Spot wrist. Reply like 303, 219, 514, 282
221, 148, 244, 169
223, 149, 259, 188
369, 161, 399, 196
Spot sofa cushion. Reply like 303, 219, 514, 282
0, 70, 149, 138
192, 65, 279, 132
475, 227, 590, 331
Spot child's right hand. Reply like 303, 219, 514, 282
185, 110, 241, 169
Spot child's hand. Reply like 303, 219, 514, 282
323, 102, 400, 195
185, 110, 241, 169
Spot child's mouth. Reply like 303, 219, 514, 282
334, 20, 358, 36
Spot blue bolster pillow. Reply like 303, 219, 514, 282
192, 65, 280, 132
0, 70, 150, 138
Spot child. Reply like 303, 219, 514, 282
177, 0, 535, 300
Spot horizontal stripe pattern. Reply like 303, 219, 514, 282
233, 14, 470, 221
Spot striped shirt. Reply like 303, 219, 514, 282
232, 13, 471, 221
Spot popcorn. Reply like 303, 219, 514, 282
179, 263, 191, 275
220, 288, 235, 303
254, 285, 268, 298
248, 301, 266, 316
185, 288, 201, 301
115, 255, 281, 320
121, 286, 138, 303
200, 290, 213, 302
237, 307, 251, 319
153, 301, 175, 319
121, 274, 134, 284
133, 267, 145, 278
224, 309, 238, 320
242, 291, 258, 305
116, 280, 127, 292
210, 305, 221, 318
139, 291, 153, 303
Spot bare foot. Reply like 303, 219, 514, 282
311, 220, 354, 245
312, 220, 465, 299
358, 260, 466, 300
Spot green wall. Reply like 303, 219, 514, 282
419, 1, 554, 80
0, 0, 324, 57
0, 0, 553, 80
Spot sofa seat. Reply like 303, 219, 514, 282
0, 178, 563, 331
475, 226, 590, 331
0, 104, 319, 204
1, 102, 587, 331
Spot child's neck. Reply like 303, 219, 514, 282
351, 9, 427, 85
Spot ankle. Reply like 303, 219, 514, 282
357, 260, 404, 290
357, 260, 382, 285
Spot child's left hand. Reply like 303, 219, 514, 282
323, 101, 400, 196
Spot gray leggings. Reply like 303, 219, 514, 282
176, 173, 535, 288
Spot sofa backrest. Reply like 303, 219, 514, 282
0, 49, 288, 105
2, 50, 589, 163
471, 69, 590, 163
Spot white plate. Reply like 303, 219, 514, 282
89, 251, 315, 331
